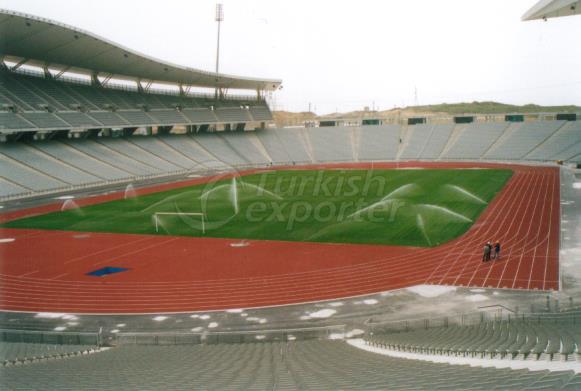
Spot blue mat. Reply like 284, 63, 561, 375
87, 266, 129, 277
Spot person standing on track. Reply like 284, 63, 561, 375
482, 242, 491, 262
493, 241, 501, 260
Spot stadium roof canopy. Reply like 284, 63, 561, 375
0, 9, 281, 91
522, 0, 581, 20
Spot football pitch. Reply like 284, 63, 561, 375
2, 169, 512, 247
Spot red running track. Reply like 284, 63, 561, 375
0, 162, 560, 314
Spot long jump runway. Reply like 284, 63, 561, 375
0, 162, 560, 313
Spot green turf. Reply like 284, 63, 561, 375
2, 169, 512, 247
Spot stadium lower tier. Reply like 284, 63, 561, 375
367, 313, 581, 362
1, 340, 579, 390
0, 162, 560, 313
0, 121, 579, 199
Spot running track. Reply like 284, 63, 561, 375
0, 162, 560, 314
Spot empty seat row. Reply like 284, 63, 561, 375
367, 314, 581, 362
1, 340, 579, 390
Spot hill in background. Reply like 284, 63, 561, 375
273, 101, 581, 127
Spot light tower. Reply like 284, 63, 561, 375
215, 4, 224, 99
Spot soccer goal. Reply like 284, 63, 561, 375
153, 212, 206, 234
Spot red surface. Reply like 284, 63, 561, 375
0, 162, 560, 313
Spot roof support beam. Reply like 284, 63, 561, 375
43, 63, 53, 79
91, 71, 102, 87
11, 58, 29, 71
54, 66, 71, 80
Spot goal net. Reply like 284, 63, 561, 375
153, 212, 206, 234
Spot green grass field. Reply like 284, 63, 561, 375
2, 169, 512, 247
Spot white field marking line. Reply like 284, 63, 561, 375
3, 266, 558, 301
5, 173, 523, 287
510, 172, 547, 289
486, 171, 545, 288
476, 172, 554, 263
2, 228, 68, 241
19, 270, 40, 277
154, 212, 205, 234
63, 236, 153, 265
509, 172, 555, 288
491, 172, 539, 288
3, 230, 548, 298
2, 234, 440, 286
49, 273, 69, 280
445, 171, 529, 285
542, 173, 558, 290
0, 167, 512, 258
3, 270, 560, 307
525, 171, 552, 290
466, 171, 540, 288
435, 170, 525, 285
17, 236, 151, 277
1, 172, 544, 294
453, 171, 529, 286
490, 171, 547, 289
541, 172, 558, 290
1, 275, 559, 316
436, 169, 528, 283
2, 236, 506, 298
92, 238, 181, 268
0, 277, 557, 309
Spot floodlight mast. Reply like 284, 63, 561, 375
215, 4, 224, 99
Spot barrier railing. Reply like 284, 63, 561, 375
115, 325, 347, 346
0, 328, 100, 346
365, 307, 581, 335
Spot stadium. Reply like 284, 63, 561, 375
1, 1, 581, 389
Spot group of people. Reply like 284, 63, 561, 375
482, 241, 500, 262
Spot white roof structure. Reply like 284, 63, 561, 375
522, 0, 581, 21
0, 9, 282, 91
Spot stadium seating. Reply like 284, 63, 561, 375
63, 140, 161, 176
270, 128, 312, 163
0, 71, 272, 132
367, 314, 581, 362
420, 124, 456, 159
485, 121, 566, 160
0, 112, 36, 130
256, 128, 293, 164
0, 143, 101, 185
358, 125, 401, 161
443, 123, 510, 159
194, 133, 251, 167
526, 121, 581, 161
31, 141, 130, 181
1, 340, 579, 390
399, 124, 431, 160
308, 126, 354, 162
157, 135, 229, 170
127, 136, 202, 170
220, 132, 270, 165
2, 69, 581, 200
3, 118, 581, 200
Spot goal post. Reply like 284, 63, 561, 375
153, 212, 206, 234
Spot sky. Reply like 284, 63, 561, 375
1, 0, 581, 114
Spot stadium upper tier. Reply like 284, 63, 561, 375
0, 9, 281, 91
0, 71, 273, 131
0, 121, 580, 199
